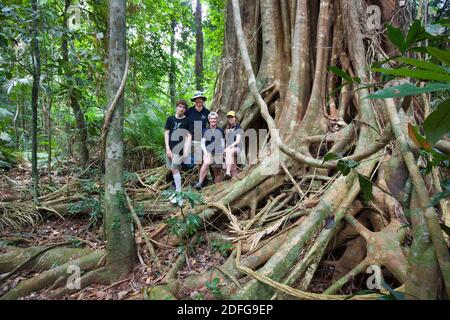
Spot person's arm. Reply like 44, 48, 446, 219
164, 130, 172, 159
201, 137, 208, 155
183, 132, 192, 158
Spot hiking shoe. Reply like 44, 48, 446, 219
194, 182, 203, 190
224, 173, 232, 181
177, 198, 184, 207
169, 194, 177, 205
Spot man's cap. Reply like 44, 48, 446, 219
191, 91, 207, 102
227, 111, 236, 117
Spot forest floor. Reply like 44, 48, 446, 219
0, 164, 383, 300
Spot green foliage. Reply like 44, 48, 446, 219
418, 148, 449, 175
336, 159, 359, 176
134, 202, 146, 218
322, 152, 340, 163
0, 0, 222, 171
430, 178, 450, 206
68, 197, 102, 225
323, 154, 375, 202
372, 67, 450, 83
378, 283, 406, 300
80, 179, 100, 194
423, 98, 450, 144
211, 239, 234, 256
365, 19, 450, 158
366, 82, 450, 99
124, 101, 168, 164
358, 174, 373, 202
166, 213, 202, 237
205, 277, 223, 299
124, 170, 139, 183
193, 292, 205, 300
162, 188, 205, 209
67, 237, 86, 248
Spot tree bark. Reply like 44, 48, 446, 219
30, 0, 41, 201
195, 0, 204, 91
169, 19, 176, 104
104, 0, 136, 280
62, 0, 89, 169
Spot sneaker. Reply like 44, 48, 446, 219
177, 198, 184, 207
194, 182, 203, 190
169, 194, 177, 205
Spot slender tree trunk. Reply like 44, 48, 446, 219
13, 97, 19, 150
31, 0, 41, 201
195, 0, 204, 91
169, 19, 176, 105
62, 0, 89, 169
42, 94, 52, 182
105, 0, 135, 279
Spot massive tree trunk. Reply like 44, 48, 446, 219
104, 0, 135, 279
30, 0, 41, 201
149, 0, 450, 300
2, 0, 449, 301
195, 0, 204, 91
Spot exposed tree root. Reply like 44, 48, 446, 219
0, 250, 105, 300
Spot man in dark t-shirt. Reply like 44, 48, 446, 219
164, 99, 193, 206
186, 91, 210, 140
186, 91, 210, 165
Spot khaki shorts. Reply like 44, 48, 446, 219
166, 153, 184, 169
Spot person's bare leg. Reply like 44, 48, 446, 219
225, 149, 234, 175
198, 154, 211, 185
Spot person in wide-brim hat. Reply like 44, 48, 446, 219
191, 91, 207, 102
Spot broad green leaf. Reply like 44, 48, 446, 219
373, 68, 450, 83
336, 159, 358, 176
380, 282, 406, 300
358, 174, 373, 202
427, 47, 450, 66
423, 98, 450, 144
408, 124, 432, 150
366, 83, 450, 99
322, 152, 340, 163
405, 20, 424, 48
409, 47, 428, 54
387, 25, 406, 53
328, 66, 352, 82
399, 57, 448, 74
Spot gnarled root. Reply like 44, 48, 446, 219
1, 250, 105, 300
